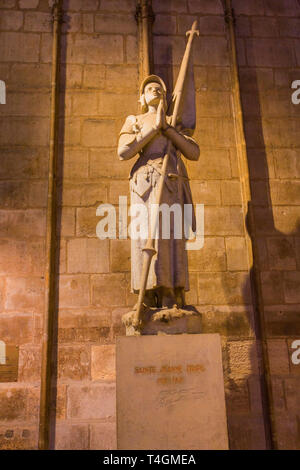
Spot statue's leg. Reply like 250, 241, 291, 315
160, 287, 177, 308
143, 289, 157, 308
175, 286, 185, 308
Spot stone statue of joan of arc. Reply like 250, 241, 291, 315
118, 74, 199, 311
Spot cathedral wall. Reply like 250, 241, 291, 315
0, 0, 299, 450
0, 0, 52, 449
233, 0, 300, 449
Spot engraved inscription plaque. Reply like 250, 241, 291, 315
0, 345, 19, 382
116, 334, 229, 450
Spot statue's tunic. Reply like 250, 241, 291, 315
120, 112, 196, 293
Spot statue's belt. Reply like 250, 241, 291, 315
130, 161, 190, 199
129, 159, 189, 182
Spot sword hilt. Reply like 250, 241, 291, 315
186, 20, 199, 38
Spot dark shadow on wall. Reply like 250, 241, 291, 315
235, 39, 300, 449
48, 1, 70, 450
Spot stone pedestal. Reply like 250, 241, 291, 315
116, 334, 229, 450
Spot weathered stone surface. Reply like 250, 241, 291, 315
225, 379, 250, 414
186, 149, 232, 180
0, 426, 37, 450
72, 92, 98, 116
266, 237, 296, 270
58, 308, 111, 344
67, 383, 116, 419
110, 239, 130, 273
199, 16, 225, 36
76, 207, 98, 237
64, 0, 99, 11
91, 345, 116, 381
82, 13, 94, 33
198, 272, 251, 305
188, 0, 222, 14
89, 422, 117, 450
204, 207, 244, 236
125, 35, 138, 64
0, 117, 49, 145
267, 340, 290, 375
0, 239, 45, 275
188, 237, 226, 272
105, 65, 138, 93
265, 308, 300, 337
100, 0, 136, 11
5, 277, 44, 312
0, 11, 23, 31
24, 12, 51, 32
89, 148, 132, 179
228, 340, 259, 379
201, 308, 254, 337
55, 424, 89, 450
19, 0, 39, 7
153, 36, 186, 65
18, 346, 41, 382
232, 0, 265, 16
82, 64, 105, 89
264, 0, 300, 16
58, 345, 90, 380
275, 413, 300, 450
261, 271, 284, 305
65, 34, 124, 65
0, 315, 33, 345
152, 0, 187, 13
225, 237, 248, 271
58, 275, 90, 308
62, 182, 107, 207
221, 180, 243, 205
117, 334, 228, 450
227, 414, 266, 450
273, 149, 300, 178
153, 14, 177, 35
0, 92, 50, 117
0, 32, 40, 62
284, 271, 300, 303
60, 207, 75, 237
189, 180, 221, 205
95, 14, 136, 35
284, 377, 300, 412
0, 0, 16, 8
61, 148, 89, 179
67, 238, 109, 274
246, 38, 295, 67
91, 273, 127, 307
0, 388, 28, 421
82, 119, 117, 147
194, 37, 229, 66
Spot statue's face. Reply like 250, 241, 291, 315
144, 82, 163, 107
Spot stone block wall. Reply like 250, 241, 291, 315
0, 0, 299, 450
233, 0, 300, 449
0, 0, 52, 449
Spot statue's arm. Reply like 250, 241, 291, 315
118, 116, 159, 161
162, 125, 200, 161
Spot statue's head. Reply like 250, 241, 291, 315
139, 75, 167, 113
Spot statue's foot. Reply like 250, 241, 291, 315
152, 304, 199, 323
